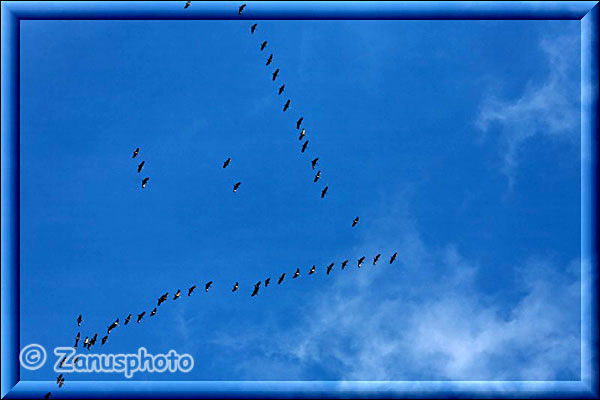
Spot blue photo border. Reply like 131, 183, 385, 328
1, 1, 598, 398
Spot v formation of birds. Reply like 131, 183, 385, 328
45, 3, 399, 398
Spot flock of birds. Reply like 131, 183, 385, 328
42, 3, 398, 398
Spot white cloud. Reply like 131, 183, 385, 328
475, 34, 580, 188
210, 196, 581, 381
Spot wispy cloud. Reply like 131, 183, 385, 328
475, 34, 580, 189
210, 194, 580, 381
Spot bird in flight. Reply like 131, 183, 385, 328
352, 217, 359, 227
89, 334, 98, 348
205, 281, 213, 292
299, 128, 306, 140
77, 314, 82, 327
251, 23, 257, 33
184, 0, 191, 9
56, 374, 63, 385
233, 182, 241, 192
124, 314, 131, 325
44, 392, 51, 399
137, 312, 146, 323
223, 157, 231, 168
272, 68, 279, 81
150, 308, 157, 317
309, 265, 316, 275
83, 336, 89, 348
321, 186, 328, 198
358, 256, 365, 268
265, 278, 271, 287
73, 333, 80, 348
58, 377, 65, 388
314, 171, 321, 183
296, 117, 303, 129
301, 140, 308, 153
293, 268, 300, 279
173, 289, 181, 300
326, 262, 334, 275
341, 259, 348, 270
311, 157, 319, 169
390, 252, 397, 264
278, 84, 285, 95
142, 177, 149, 188
101, 336, 108, 345
266, 54, 273, 66
132, 147, 139, 158
188, 285, 196, 296
232, 282, 239, 292
158, 292, 169, 306
238, 3, 246, 14
59, 356, 67, 368
260, 41, 267, 51
278, 273, 286, 284
107, 318, 119, 334
373, 253, 381, 265
283, 99, 290, 112
251, 281, 261, 297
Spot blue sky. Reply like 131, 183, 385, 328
19, 13, 581, 383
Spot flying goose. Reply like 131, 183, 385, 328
293, 268, 300, 279
278, 84, 285, 95
77, 314, 82, 327
233, 182, 241, 192
296, 117, 303, 129
205, 281, 213, 292
137, 312, 146, 323
326, 262, 334, 275
251, 281, 261, 297
278, 273, 286, 284
238, 3, 246, 14
272, 68, 279, 80
373, 253, 381, 265
390, 252, 397, 264
232, 282, 239, 292
150, 308, 157, 317
341, 259, 348, 270
73, 333, 80, 348
184, 0, 191, 9
137, 160, 145, 173
124, 314, 131, 325
142, 177, 149, 188
188, 285, 196, 296
107, 318, 119, 334
321, 186, 328, 198
173, 289, 181, 300
101, 336, 108, 345
223, 158, 231, 168
311, 157, 319, 169
251, 23, 257, 33
299, 128, 306, 140
352, 217, 359, 227
283, 99, 290, 112
314, 171, 321, 182
309, 265, 316, 275
260, 41, 267, 51
132, 147, 139, 158
266, 54, 273, 66
358, 256, 365, 268
301, 140, 308, 153
265, 278, 270, 287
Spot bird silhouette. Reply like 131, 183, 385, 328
173, 289, 181, 300
142, 177, 149, 188
107, 318, 119, 334
124, 314, 131, 325
77, 314, 82, 327
233, 182, 241, 192
260, 41, 267, 51
150, 308, 157, 317
188, 285, 196, 296
44, 392, 51, 399
278, 84, 285, 95
311, 157, 319, 169
278, 273, 286, 284
314, 171, 321, 182
266, 54, 273, 66
352, 217, 359, 227
101, 336, 108, 345
283, 99, 290, 111
251, 281, 261, 297
158, 292, 169, 306
137, 312, 146, 323
296, 117, 303, 129
58, 377, 65, 388
293, 268, 300, 279
137, 160, 144, 172
83, 336, 89, 348
341, 259, 348, 270
205, 281, 213, 292
223, 158, 231, 168
56, 374, 63, 384
390, 252, 397, 264
326, 262, 334, 275
265, 278, 271, 287
73, 333, 80, 348
272, 68, 279, 81
238, 3, 246, 14
321, 186, 328, 198
184, 0, 191, 9
373, 253, 381, 265
132, 147, 139, 158
358, 256, 365, 268
232, 282, 239, 292
251, 23, 257, 33
309, 265, 316, 275
299, 128, 306, 140
301, 140, 308, 153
